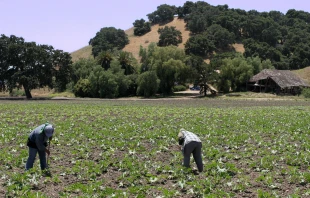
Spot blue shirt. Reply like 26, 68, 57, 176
28, 124, 49, 151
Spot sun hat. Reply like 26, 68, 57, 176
44, 124, 54, 138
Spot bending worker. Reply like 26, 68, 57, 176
178, 128, 203, 172
25, 123, 54, 170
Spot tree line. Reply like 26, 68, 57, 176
0, 35, 72, 98
73, 41, 272, 98
2, 1, 309, 98
83, 1, 279, 97
136, 1, 310, 70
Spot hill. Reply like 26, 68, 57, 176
122, 17, 191, 60
71, 17, 245, 62
71, 45, 93, 62
70, 18, 310, 83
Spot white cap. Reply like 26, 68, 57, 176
44, 124, 54, 138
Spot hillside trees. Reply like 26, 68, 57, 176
286, 9, 310, 23
176, 1, 195, 18
243, 39, 283, 63
214, 10, 245, 40
268, 11, 284, 23
282, 28, 310, 69
207, 24, 235, 48
241, 9, 310, 69
89, 27, 129, 57
178, 1, 310, 70
0, 34, 72, 98
157, 26, 182, 46
147, 4, 176, 24
186, 14, 208, 34
185, 33, 215, 57
261, 25, 281, 46
164, 0, 310, 71
133, 19, 151, 36
241, 15, 269, 40
184, 3, 220, 34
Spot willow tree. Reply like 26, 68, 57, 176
144, 45, 190, 95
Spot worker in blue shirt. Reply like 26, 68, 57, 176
25, 123, 54, 170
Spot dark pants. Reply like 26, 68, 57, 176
25, 147, 47, 170
183, 141, 203, 172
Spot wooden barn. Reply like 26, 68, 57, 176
248, 69, 310, 95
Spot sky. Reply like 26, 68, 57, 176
1, 0, 310, 53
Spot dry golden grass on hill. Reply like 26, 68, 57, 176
292, 66, 310, 84
71, 17, 245, 62
123, 17, 190, 60
71, 45, 93, 62
232, 43, 245, 53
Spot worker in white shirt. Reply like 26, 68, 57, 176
178, 128, 203, 172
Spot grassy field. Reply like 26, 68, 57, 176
0, 99, 309, 197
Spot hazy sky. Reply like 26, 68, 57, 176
1, 0, 309, 53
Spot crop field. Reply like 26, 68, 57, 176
0, 99, 310, 197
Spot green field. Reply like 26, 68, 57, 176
0, 99, 310, 197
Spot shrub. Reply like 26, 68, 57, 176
173, 85, 186, 92
98, 71, 119, 98
66, 82, 75, 92
73, 79, 91, 97
10, 89, 25, 97
301, 88, 310, 98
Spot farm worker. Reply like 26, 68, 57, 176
178, 128, 203, 172
25, 123, 54, 170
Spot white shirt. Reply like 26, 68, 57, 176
181, 130, 201, 148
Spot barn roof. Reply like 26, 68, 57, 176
249, 69, 310, 88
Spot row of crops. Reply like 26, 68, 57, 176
0, 99, 309, 197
